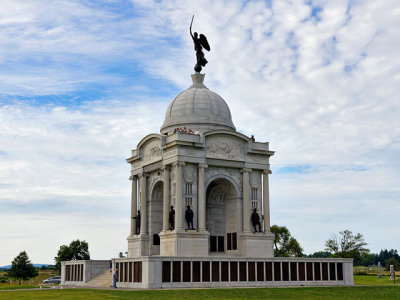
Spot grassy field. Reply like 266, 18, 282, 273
1, 270, 399, 299
0, 285, 399, 300
0, 270, 58, 290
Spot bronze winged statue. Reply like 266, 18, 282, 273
190, 15, 210, 72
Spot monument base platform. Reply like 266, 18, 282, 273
61, 257, 354, 289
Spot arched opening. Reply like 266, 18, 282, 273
149, 181, 163, 255
206, 177, 240, 254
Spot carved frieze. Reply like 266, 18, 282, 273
206, 135, 244, 160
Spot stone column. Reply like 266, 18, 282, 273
139, 173, 148, 234
130, 175, 138, 236
162, 166, 170, 232
198, 163, 208, 231
262, 170, 272, 232
242, 168, 251, 233
174, 162, 184, 230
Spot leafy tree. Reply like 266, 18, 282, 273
7, 251, 38, 285
377, 249, 400, 266
308, 251, 332, 258
270, 225, 304, 257
385, 257, 399, 271
325, 230, 369, 265
358, 253, 377, 267
54, 240, 90, 271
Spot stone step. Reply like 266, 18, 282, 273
85, 270, 113, 288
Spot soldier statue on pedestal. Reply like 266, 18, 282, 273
169, 205, 175, 230
185, 205, 194, 230
251, 208, 262, 232
132, 210, 141, 234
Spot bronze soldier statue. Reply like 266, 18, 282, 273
132, 210, 141, 234
169, 205, 175, 230
185, 205, 194, 230
251, 208, 262, 232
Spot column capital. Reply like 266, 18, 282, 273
161, 164, 171, 171
198, 163, 208, 169
137, 172, 147, 178
263, 169, 272, 175
129, 175, 138, 180
172, 161, 185, 167
241, 168, 252, 173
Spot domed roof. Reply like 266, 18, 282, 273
160, 73, 236, 134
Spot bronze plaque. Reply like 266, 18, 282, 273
329, 262, 336, 280
314, 262, 321, 280
221, 262, 229, 281
265, 262, 272, 281
239, 262, 247, 281
173, 261, 181, 282
202, 261, 210, 282
257, 262, 264, 281
274, 262, 281, 281
298, 262, 305, 281
322, 262, 328, 280
192, 261, 200, 282
183, 261, 191, 282
212, 262, 219, 282
248, 262, 255, 281
230, 261, 238, 281
290, 262, 297, 281
162, 261, 171, 282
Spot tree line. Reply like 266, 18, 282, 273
272, 225, 399, 270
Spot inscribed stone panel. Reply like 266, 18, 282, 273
142, 139, 162, 164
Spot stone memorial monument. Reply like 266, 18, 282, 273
61, 18, 354, 288
378, 262, 382, 278
390, 265, 395, 280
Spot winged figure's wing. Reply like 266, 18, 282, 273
199, 34, 210, 51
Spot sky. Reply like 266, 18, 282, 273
0, 0, 399, 266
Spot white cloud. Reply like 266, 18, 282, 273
1, 0, 400, 265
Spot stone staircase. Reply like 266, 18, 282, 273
85, 270, 112, 288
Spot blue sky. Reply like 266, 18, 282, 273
1, 0, 399, 265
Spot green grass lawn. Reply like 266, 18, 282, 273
1, 271, 399, 299
0, 286, 400, 300
355, 274, 399, 286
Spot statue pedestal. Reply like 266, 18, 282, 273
239, 231, 274, 258
127, 234, 150, 257
160, 230, 210, 256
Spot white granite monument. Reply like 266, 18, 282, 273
61, 19, 353, 287
126, 72, 275, 260
61, 72, 354, 288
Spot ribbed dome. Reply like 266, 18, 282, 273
160, 73, 236, 134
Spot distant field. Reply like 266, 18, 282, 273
0, 270, 58, 290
